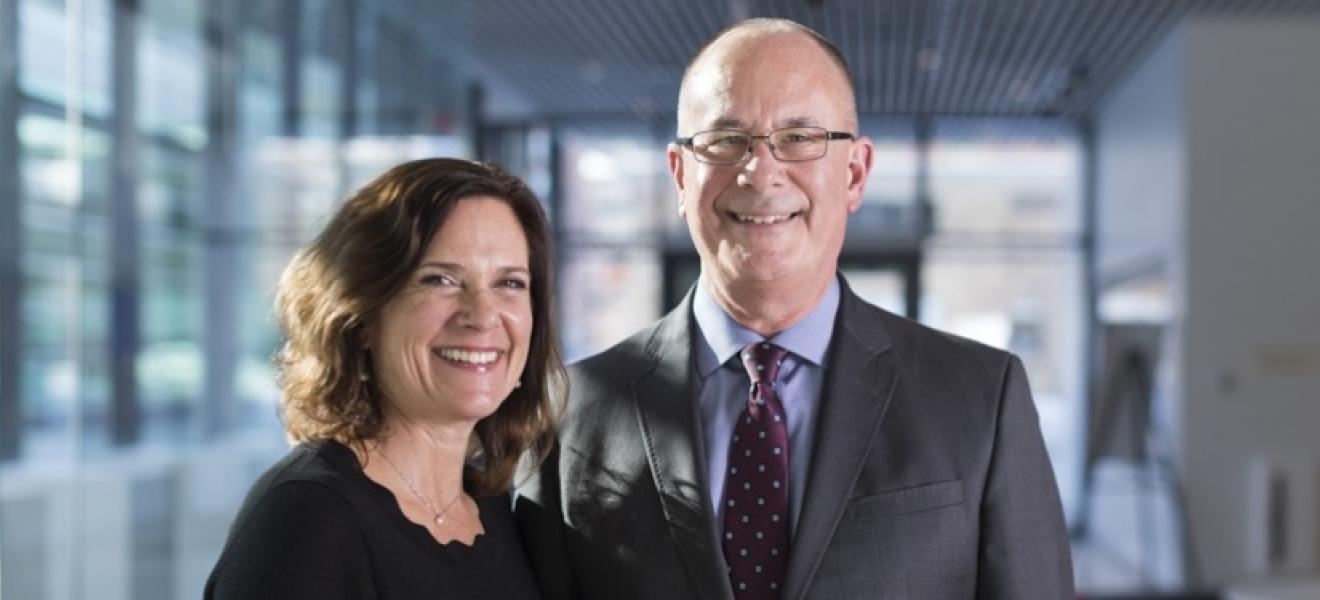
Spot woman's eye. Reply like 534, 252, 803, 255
420, 274, 456, 287
499, 278, 529, 290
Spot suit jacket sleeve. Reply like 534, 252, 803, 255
977, 355, 1074, 598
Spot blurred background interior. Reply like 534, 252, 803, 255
1, 0, 1318, 598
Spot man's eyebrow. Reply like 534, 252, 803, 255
706, 116, 821, 130
782, 116, 820, 128
709, 117, 747, 130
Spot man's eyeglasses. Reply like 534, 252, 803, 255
675, 126, 855, 165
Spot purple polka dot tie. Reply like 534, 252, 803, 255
722, 342, 790, 600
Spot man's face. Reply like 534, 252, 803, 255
669, 32, 872, 305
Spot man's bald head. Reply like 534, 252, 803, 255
676, 18, 858, 134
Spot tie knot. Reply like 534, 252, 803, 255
740, 342, 787, 385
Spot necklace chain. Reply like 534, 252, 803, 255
377, 447, 463, 526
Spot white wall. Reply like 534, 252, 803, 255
1180, 16, 1320, 583
1096, 15, 1320, 586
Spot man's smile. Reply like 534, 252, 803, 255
728, 211, 802, 225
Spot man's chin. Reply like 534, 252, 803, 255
718, 258, 801, 286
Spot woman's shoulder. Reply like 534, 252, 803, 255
253, 440, 360, 487
233, 441, 367, 530
206, 474, 374, 599
220, 440, 378, 546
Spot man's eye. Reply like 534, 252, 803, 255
779, 133, 811, 144
710, 135, 746, 147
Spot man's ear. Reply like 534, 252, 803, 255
845, 136, 874, 213
668, 144, 687, 215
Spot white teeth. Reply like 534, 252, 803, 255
735, 213, 792, 225
436, 349, 499, 365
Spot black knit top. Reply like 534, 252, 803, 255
205, 440, 542, 600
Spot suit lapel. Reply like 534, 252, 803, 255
632, 293, 735, 600
782, 282, 898, 600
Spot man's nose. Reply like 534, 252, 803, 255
739, 137, 783, 189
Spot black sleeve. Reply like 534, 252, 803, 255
205, 481, 375, 600
513, 442, 579, 600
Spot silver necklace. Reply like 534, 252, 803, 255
377, 447, 463, 526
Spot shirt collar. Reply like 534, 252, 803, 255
692, 275, 840, 378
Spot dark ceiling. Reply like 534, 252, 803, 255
460, 0, 1320, 123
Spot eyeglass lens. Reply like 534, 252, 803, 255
691, 127, 829, 163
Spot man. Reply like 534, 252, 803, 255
516, 18, 1074, 600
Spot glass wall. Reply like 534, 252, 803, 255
556, 124, 677, 361
1, 1, 473, 598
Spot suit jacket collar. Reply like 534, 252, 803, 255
632, 289, 736, 600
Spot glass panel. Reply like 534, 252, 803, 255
560, 132, 676, 241
17, 114, 112, 457
137, 144, 204, 443
859, 117, 916, 208
18, 0, 112, 116
560, 248, 662, 362
299, 54, 342, 138
929, 119, 1081, 236
298, 0, 347, 139
238, 28, 282, 149
137, 0, 206, 148
5, 1, 486, 598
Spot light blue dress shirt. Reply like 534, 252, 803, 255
692, 275, 840, 538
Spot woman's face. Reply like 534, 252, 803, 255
369, 196, 533, 427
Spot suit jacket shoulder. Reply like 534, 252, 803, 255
569, 297, 689, 385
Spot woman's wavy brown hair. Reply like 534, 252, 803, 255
274, 158, 564, 496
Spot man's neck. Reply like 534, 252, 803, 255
705, 273, 833, 337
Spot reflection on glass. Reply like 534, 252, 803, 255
300, 55, 342, 139
4, 2, 478, 599
18, 112, 112, 456
561, 134, 674, 241
137, 0, 206, 149
860, 119, 917, 207
18, 0, 113, 117
929, 126, 1081, 236
560, 248, 662, 362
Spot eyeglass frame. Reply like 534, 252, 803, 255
674, 126, 856, 164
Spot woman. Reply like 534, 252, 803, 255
205, 158, 562, 599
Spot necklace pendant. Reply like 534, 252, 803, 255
435, 515, 445, 525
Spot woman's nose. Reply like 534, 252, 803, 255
457, 289, 499, 331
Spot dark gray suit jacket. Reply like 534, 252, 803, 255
516, 278, 1074, 599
